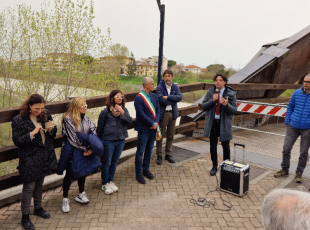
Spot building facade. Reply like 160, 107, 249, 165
182, 65, 201, 74
135, 62, 158, 77
140, 56, 168, 74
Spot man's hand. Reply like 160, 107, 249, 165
151, 122, 159, 130
163, 96, 168, 99
213, 93, 219, 102
220, 97, 229, 106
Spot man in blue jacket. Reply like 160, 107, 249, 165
156, 70, 183, 164
134, 77, 160, 184
274, 74, 310, 183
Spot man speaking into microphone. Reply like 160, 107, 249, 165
201, 74, 237, 176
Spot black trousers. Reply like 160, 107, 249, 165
210, 119, 230, 167
63, 161, 86, 198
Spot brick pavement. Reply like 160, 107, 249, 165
0, 145, 294, 230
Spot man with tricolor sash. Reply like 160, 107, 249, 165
134, 77, 160, 184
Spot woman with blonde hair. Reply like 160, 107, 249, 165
57, 96, 101, 213
12, 94, 57, 230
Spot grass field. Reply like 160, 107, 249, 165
117, 76, 213, 85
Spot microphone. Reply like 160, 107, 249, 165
215, 88, 219, 93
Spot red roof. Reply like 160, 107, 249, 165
184, 65, 200, 69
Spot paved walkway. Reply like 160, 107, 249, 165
0, 139, 305, 230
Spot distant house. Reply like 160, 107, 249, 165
135, 62, 158, 77
33, 53, 76, 71
169, 65, 183, 75
182, 65, 201, 73
140, 56, 167, 73
98, 56, 131, 74
201, 68, 208, 73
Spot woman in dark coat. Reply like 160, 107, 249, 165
11, 94, 57, 230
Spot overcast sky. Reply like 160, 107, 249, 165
2, 0, 310, 69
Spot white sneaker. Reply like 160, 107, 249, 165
109, 181, 118, 192
62, 198, 70, 213
75, 191, 89, 204
102, 183, 113, 194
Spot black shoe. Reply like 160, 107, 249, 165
136, 174, 146, 184
33, 207, 51, 219
210, 167, 217, 176
143, 169, 154, 180
156, 156, 162, 165
165, 155, 175, 163
21, 214, 35, 230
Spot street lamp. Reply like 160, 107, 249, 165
156, 0, 165, 85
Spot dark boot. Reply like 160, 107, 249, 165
165, 155, 175, 163
21, 214, 35, 230
210, 167, 218, 176
156, 156, 162, 165
33, 207, 50, 219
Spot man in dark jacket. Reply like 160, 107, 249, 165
134, 77, 160, 184
156, 70, 183, 164
201, 74, 237, 176
274, 74, 310, 183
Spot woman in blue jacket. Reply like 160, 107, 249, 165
97, 89, 132, 194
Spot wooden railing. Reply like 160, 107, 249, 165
0, 82, 300, 192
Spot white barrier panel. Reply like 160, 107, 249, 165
237, 100, 287, 117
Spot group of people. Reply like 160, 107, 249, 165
12, 70, 183, 230
11, 69, 310, 230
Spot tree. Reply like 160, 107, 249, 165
207, 64, 225, 73
107, 43, 129, 57
0, 0, 116, 102
106, 43, 130, 74
168, 60, 176, 67
127, 52, 137, 78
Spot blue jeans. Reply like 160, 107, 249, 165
101, 139, 125, 185
135, 130, 156, 175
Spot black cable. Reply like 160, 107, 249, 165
190, 166, 233, 211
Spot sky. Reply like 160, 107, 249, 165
1, 0, 310, 69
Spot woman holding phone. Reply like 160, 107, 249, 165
12, 94, 57, 230
97, 89, 132, 194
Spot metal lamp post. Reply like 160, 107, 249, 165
156, 0, 165, 85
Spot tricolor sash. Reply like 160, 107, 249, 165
138, 91, 162, 140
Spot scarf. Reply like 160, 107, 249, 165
109, 106, 120, 117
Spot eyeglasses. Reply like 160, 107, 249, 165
81, 105, 88, 109
304, 81, 310, 84
114, 95, 124, 99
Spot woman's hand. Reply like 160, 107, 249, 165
83, 149, 93, 156
115, 104, 124, 116
47, 120, 55, 132
30, 126, 43, 137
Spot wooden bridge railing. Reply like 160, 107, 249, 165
0, 82, 300, 192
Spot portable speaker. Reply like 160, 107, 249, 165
218, 143, 250, 197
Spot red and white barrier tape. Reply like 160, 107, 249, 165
237, 102, 287, 117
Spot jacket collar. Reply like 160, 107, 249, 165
159, 79, 175, 91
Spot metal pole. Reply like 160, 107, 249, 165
157, 4, 165, 85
